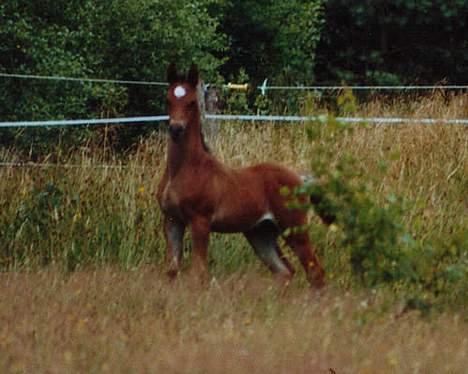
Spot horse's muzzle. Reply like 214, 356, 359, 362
169, 124, 185, 141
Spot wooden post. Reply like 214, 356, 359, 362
197, 80, 219, 144
197, 79, 206, 120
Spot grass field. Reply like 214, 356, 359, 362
0, 93, 467, 372
1, 268, 467, 373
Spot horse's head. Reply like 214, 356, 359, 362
166, 63, 199, 142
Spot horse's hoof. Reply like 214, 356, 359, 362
311, 284, 328, 300
167, 269, 179, 280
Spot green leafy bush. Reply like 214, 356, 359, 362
0, 0, 227, 154
293, 92, 467, 311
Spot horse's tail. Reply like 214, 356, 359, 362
301, 175, 337, 225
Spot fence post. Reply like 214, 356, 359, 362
197, 80, 219, 144
197, 79, 206, 120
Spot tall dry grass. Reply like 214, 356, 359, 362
0, 93, 466, 372
1, 268, 467, 373
0, 93, 466, 272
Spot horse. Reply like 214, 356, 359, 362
157, 63, 331, 288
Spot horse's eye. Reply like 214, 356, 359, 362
166, 99, 171, 108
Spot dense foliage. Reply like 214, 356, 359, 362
0, 0, 226, 120
316, 0, 468, 84
219, 0, 325, 84
0, 0, 227, 151
0, 0, 467, 151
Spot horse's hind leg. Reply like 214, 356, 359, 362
244, 221, 294, 286
284, 232, 325, 289
164, 216, 185, 278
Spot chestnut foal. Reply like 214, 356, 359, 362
157, 64, 326, 288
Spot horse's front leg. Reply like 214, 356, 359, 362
189, 216, 211, 281
163, 216, 185, 279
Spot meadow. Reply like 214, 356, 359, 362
0, 93, 467, 372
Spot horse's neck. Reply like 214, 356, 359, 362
167, 116, 209, 177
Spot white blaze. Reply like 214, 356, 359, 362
174, 86, 186, 98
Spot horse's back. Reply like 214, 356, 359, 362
244, 162, 307, 229
245, 162, 303, 191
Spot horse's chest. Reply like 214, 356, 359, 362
160, 177, 210, 219
161, 180, 182, 215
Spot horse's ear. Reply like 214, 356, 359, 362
167, 63, 178, 84
187, 64, 199, 88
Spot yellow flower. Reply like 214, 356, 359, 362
73, 211, 82, 223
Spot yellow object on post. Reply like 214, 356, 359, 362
226, 83, 249, 91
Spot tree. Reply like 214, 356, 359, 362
315, 0, 468, 84
219, 0, 325, 85
0, 0, 227, 152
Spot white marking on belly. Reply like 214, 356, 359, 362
256, 211, 275, 225
174, 86, 186, 98
301, 174, 316, 185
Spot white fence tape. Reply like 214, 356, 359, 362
0, 161, 145, 169
208, 114, 468, 125
258, 85, 468, 92
0, 114, 467, 128
0, 116, 168, 128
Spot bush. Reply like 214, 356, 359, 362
292, 92, 467, 311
